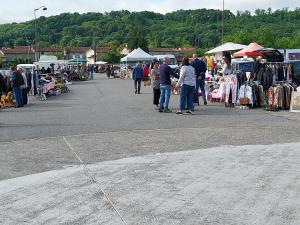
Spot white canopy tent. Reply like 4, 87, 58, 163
120, 48, 154, 62
95, 61, 108, 65
205, 42, 247, 54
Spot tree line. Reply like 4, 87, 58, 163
0, 8, 299, 53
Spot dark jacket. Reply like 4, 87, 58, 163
12, 71, 25, 88
0, 74, 6, 93
159, 63, 173, 85
132, 65, 143, 79
191, 58, 207, 80
25, 71, 32, 90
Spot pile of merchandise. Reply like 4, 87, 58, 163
171, 78, 179, 95
37, 74, 71, 100
0, 92, 15, 108
207, 62, 298, 111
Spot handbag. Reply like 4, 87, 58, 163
240, 85, 249, 105
144, 80, 151, 86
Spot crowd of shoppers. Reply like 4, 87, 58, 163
0, 66, 32, 108
131, 54, 208, 114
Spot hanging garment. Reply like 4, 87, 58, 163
238, 84, 253, 105
225, 75, 238, 104
267, 86, 280, 111
258, 85, 265, 107
211, 81, 226, 102
278, 85, 285, 109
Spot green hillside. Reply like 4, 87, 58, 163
0, 8, 300, 51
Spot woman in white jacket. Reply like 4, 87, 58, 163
175, 57, 196, 114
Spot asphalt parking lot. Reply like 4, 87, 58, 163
0, 74, 300, 225
1, 74, 300, 180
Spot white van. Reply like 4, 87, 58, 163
153, 54, 179, 76
17, 64, 36, 73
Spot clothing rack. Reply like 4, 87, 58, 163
265, 62, 290, 84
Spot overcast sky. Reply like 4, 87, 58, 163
0, 0, 299, 24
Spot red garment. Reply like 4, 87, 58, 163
212, 60, 217, 69
143, 66, 149, 77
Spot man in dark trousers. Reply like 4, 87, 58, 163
0, 72, 6, 96
191, 54, 207, 106
132, 62, 143, 94
9, 66, 24, 107
158, 57, 174, 113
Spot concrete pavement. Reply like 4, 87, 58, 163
1, 74, 300, 224
1, 142, 300, 225
1, 74, 300, 180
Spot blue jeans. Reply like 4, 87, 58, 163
159, 84, 171, 110
13, 87, 23, 107
180, 84, 194, 111
195, 78, 206, 102
89, 71, 94, 80
134, 78, 142, 93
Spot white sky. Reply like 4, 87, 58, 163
0, 0, 299, 24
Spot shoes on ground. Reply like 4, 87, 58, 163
163, 109, 172, 113
184, 111, 192, 115
176, 111, 183, 115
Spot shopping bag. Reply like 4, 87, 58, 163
144, 80, 151, 87
240, 97, 249, 105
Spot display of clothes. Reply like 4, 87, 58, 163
211, 61, 298, 111
210, 80, 226, 102
255, 63, 290, 91
266, 83, 294, 111
249, 81, 265, 108
225, 75, 238, 104
238, 84, 253, 106
255, 64, 273, 91
223, 72, 247, 105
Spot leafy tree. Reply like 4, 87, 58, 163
0, 8, 299, 51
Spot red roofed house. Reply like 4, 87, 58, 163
0, 46, 35, 62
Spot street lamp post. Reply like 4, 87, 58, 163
222, 0, 224, 44
34, 6, 47, 61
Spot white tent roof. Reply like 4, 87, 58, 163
121, 48, 154, 62
95, 61, 108, 65
205, 42, 247, 54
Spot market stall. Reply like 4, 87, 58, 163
120, 48, 155, 78
233, 42, 264, 58
207, 48, 299, 111
37, 73, 71, 100
205, 42, 247, 60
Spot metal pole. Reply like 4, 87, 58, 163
34, 9, 37, 61
33, 6, 47, 62
222, 0, 224, 44
28, 45, 30, 63
93, 40, 97, 64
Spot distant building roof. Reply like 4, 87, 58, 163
96, 47, 110, 53
66, 47, 90, 54
149, 48, 196, 55
36, 47, 62, 52
178, 48, 197, 54
0, 46, 33, 54
149, 48, 180, 53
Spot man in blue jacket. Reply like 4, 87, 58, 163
191, 54, 207, 105
132, 62, 143, 94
